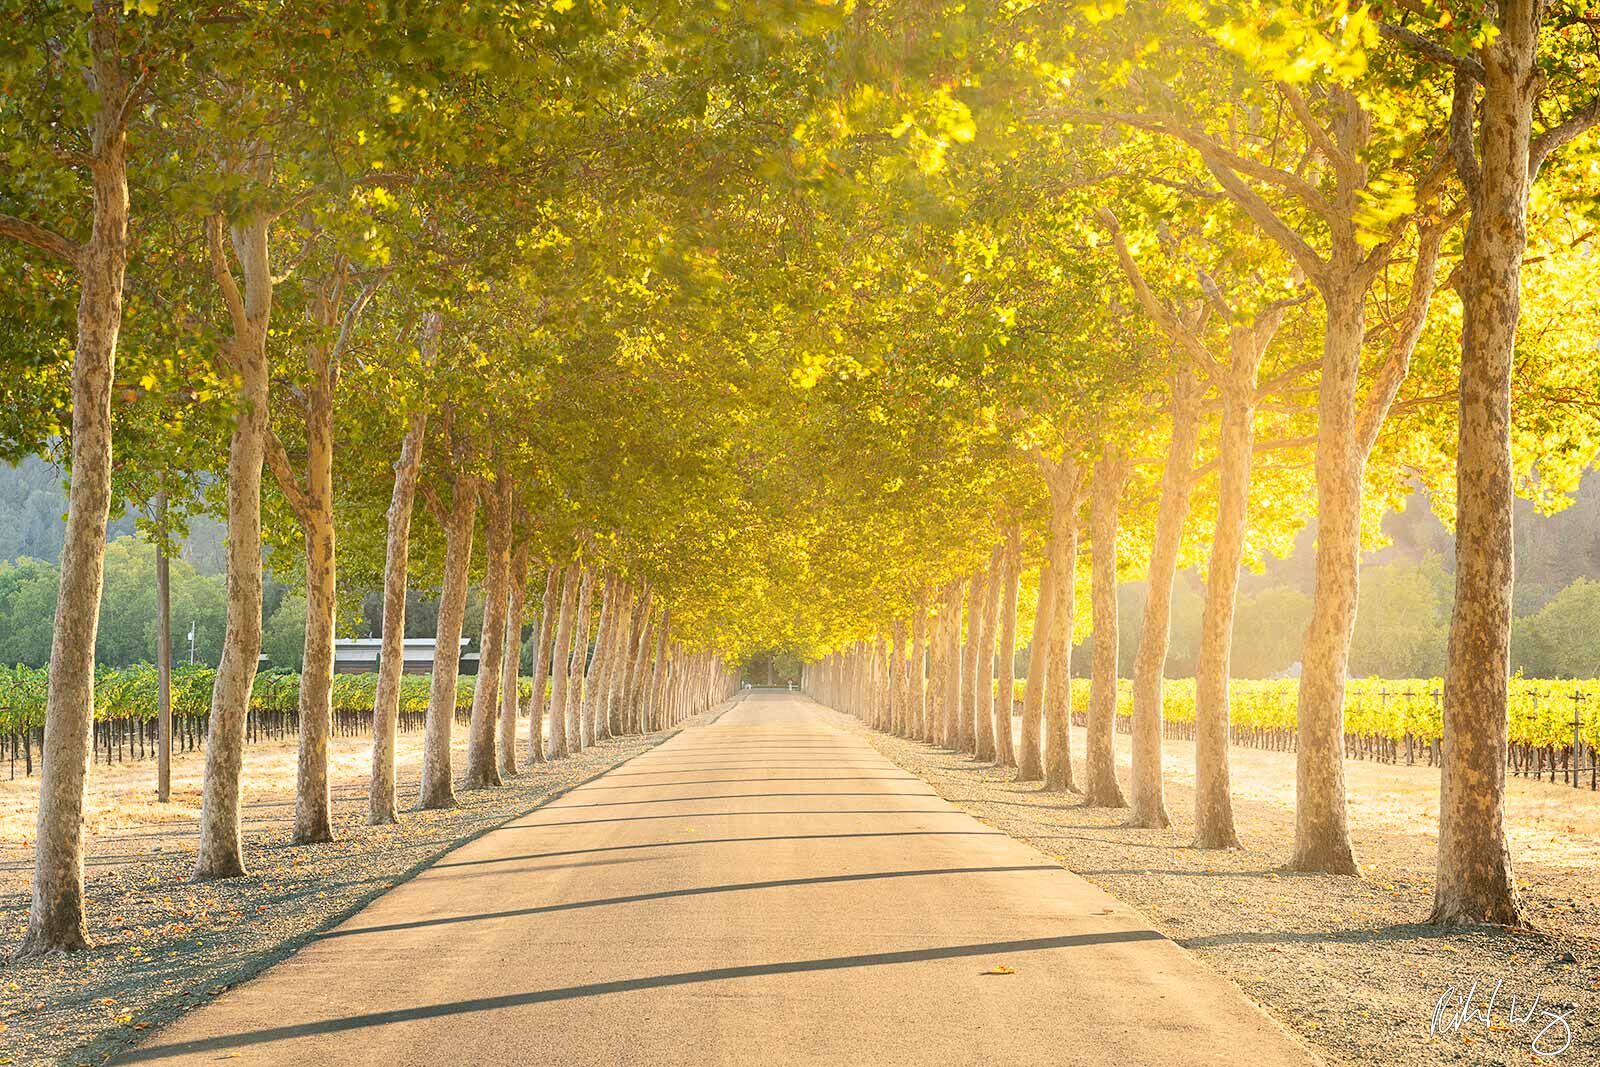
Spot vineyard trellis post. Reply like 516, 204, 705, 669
156, 487, 173, 804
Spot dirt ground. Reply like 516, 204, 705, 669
830, 708, 1600, 1067
0, 718, 694, 1067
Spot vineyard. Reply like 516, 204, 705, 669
1041, 677, 1600, 790
5, 665, 1596, 789
0, 665, 537, 779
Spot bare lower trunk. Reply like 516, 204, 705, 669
1290, 290, 1365, 875
293, 512, 336, 844
524, 564, 558, 765
959, 571, 985, 754
567, 567, 595, 750
975, 545, 1003, 762
1085, 460, 1127, 808
1043, 461, 1081, 793
18, 46, 128, 951
1433, 18, 1540, 926
941, 581, 964, 749
994, 530, 1020, 768
1193, 395, 1253, 849
465, 479, 511, 789
911, 592, 929, 743
646, 613, 670, 731
583, 574, 617, 743
622, 588, 654, 734
1129, 374, 1198, 828
418, 475, 476, 809
1018, 558, 1053, 783
890, 621, 908, 735
546, 562, 580, 759
369, 367, 429, 824
195, 215, 272, 882
287, 349, 338, 846
498, 543, 530, 778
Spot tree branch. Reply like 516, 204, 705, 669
1530, 92, 1600, 180
264, 427, 313, 527
206, 214, 248, 337
0, 213, 82, 266
1096, 206, 1226, 382
1378, 21, 1486, 81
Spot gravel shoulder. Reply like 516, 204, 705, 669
826, 706, 1600, 1067
0, 721, 699, 1067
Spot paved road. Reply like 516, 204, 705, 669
122, 692, 1318, 1066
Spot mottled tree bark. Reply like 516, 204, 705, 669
498, 542, 531, 778
1433, 7, 1559, 925
1290, 288, 1365, 875
1085, 459, 1128, 808
622, 588, 655, 734
1129, 380, 1200, 830
465, 476, 511, 789
646, 614, 670, 731
523, 564, 558, 766
546, 561, 580, 760
418, 473, 477, 809
1041, 459, 1082, 793
1192, 391, 1256, 848
287, 411, 336, 844
582, 573, 617, 744
975, 544, 1004, 761
941, 580, 964, 749
994, 528, 1020, 768
16, 8, 131, 951
369, 317, 433, 824
567, 566, 596, 750
1017, 558, 1054, 784
194, 209, 273, 882
911, 592, 929, 743
958, 572, 983, 754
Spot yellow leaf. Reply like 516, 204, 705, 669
981, 965, 1015, 975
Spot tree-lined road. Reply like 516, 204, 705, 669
119, 692, 1316, 1066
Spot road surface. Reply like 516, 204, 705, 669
120, 691, 1318, 1066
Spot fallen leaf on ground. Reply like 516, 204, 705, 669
981, 965, 1016, 975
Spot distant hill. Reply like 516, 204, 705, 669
0, 455, 224, 575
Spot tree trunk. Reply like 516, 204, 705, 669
646, 612, 670, 731
18, 27, 129, 951
1290, 287, 1366, 875
1433, 11, 1541, 926
975, 545, 1003, 762
524, 563, 559, 765
369, 336, 430, 824
1017, 558, 1053, 783
567, 566, 596, 750
194, 214, 272, 881
1128, 373, 1198, 828
465, 479, 511, 789
583, 573, 617, 744
418, 475, 477, 809
1085, 460, 1127, 808
546, 561, 580, 759
499, 542, 530, 778
1042, 462, 1081, 793
994, 529, 1020, 768
911, 592, 929, 743
959, 570, 984, 755
292, 465, 336, 845
1193, 391, 1255, 848
941, 581, 964, 749
622, 588, 654, 735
